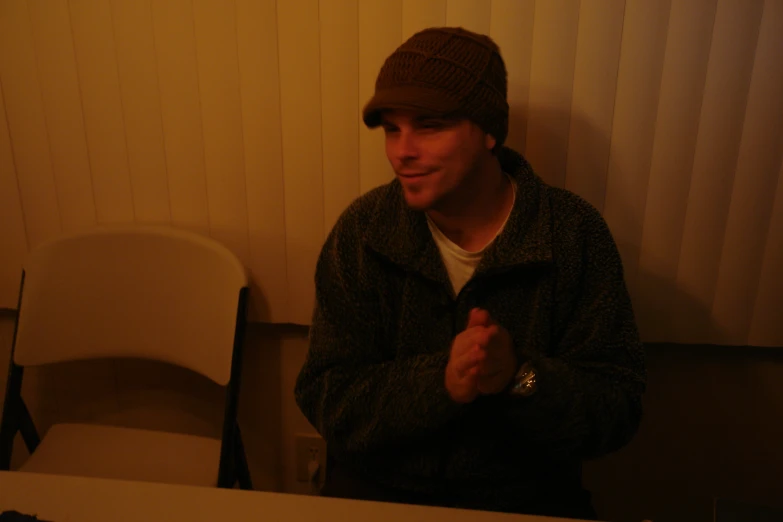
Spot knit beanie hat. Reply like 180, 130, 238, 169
362, 27, 509, 147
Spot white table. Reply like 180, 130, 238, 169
0, 471, 587, 522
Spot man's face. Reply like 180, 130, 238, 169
381, 109, 495, 212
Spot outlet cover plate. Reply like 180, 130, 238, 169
295, 433, 327, 482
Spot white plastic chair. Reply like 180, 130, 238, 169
0, 225, 252, 489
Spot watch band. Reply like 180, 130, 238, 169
509, 360, 537, 396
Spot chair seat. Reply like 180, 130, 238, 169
19, 423, 222, 487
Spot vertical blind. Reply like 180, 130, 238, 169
1, 0, 781, 346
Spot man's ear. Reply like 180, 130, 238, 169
485, 133, 497, 151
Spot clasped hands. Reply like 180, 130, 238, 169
445, 307, 518, 404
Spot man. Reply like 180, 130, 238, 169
294, 26, 645, 519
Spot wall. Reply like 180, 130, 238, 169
2, 0, 783, 519
1, 0, 782, 345
3, 310, 783, 521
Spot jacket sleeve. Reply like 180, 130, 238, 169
498, 203, 646, 461
294, 219, 462, 456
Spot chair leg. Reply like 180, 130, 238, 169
18, 398, 40, 453
0, 364, 27, 470
216, 436, 234, 488
234, 422, 252, 490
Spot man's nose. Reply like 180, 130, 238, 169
391, 129, 419, 162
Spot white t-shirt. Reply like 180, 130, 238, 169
426, 175, 517, 296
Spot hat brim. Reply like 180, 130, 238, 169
362, 85, 464, 128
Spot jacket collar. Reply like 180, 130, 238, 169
362, 147, 553, 285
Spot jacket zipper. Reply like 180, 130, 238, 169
438, 278, 473, 501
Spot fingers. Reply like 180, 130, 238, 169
453, 344, 485, 378
477, 355, 504, 377
476, 356, 508, 394
464, 364, 480, 387
452, 309, 507, 399
467, 307, 493, 328
466, 308, 482, 328
463, 323, 498, 344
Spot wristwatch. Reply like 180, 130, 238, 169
509, 360, 537, 397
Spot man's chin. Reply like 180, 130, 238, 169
402, 194, 433, 212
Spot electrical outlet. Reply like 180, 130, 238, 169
295, 433, 327, 483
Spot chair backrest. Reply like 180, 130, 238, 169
12, 226, 248, 386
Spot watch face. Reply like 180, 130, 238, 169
512, 365, 536, 396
